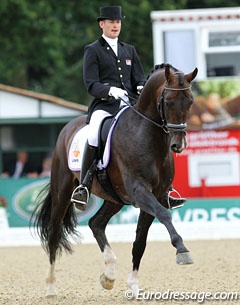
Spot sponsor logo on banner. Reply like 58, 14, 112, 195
110, 199, 240, 224
11, 179, 102, 226
182, 130, 240, 155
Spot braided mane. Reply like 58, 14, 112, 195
147, 63, 178, 80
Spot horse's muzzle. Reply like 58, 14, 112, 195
170, 131, 187, 153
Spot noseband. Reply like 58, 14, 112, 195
157, 85, 191, 134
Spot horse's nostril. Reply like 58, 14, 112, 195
171, 144, 184, 153
171, 144, 179, 153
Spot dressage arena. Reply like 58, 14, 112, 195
0, 239, 239, 304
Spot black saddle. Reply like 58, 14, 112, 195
97, 106, 128, 162
97, 114, 116, 163
96, 108, 127, 205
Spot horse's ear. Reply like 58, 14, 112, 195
185, 67, 198, 82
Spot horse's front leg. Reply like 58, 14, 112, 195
88, 200, 123, 290
128, 181, 193, 265
127, 210, 154, 297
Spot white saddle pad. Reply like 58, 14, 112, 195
68, 125, 89, 171
68, 106, 129, 171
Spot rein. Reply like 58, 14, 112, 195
121, 85, 191, 133
120, 96, 166, 129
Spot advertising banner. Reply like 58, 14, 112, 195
0, 178, 239, 246
0, 178, 239, 228
0, 178, 102, 228
173, 130, 240, 198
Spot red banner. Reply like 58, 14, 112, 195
173, 129, 240, 198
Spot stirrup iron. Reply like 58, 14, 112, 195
71, 185, 90, 207
167, 188, 185, 210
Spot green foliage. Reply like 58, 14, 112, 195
0, 0, 240, 105
197, 78, 240, 98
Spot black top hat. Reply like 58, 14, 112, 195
97, 6, 125, 21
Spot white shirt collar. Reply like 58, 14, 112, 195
102, 34, 118, 46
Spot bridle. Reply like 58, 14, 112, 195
121, 84, 192, 134
157, 85, 192, 133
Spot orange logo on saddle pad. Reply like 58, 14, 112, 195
73, 150, 80, 158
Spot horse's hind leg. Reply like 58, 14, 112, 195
127, 210, 154, 297
45, 262, 57, 298
89, 200, 123, 290
45, 166, 77, 296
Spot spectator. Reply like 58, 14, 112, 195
2, 151, 37, 178
39, 157, 52, 177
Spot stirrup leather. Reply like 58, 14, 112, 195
71, 185, 90, 205
167, 188, 185, 210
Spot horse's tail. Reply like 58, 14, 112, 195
31, 183, 79, 257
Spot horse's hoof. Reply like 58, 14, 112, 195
100, 273, 115, 290
45, 290, 57, 298
45, 284, 57, 298
45, 294, 57, 299
176, 252, 194, 265
128, 285, 139, 299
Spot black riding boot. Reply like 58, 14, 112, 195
71, 142, 98, 211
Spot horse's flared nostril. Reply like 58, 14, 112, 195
171, 144, 184, 153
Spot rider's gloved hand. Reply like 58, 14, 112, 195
109, 87, 128, 100
137, 85, 144, 95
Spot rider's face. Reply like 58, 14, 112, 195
99, 19, 121, 39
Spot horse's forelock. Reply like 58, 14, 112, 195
177, 73, 184, 86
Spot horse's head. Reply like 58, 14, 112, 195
157, 64, 198, 153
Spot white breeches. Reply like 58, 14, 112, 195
87, 99, 128, 147
87, 110, 111, 147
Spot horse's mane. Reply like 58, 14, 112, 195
146, 63, 178, 80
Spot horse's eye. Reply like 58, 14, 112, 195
165, 100, 174, 107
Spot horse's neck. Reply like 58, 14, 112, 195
151, 131, 171, 155
137, 70, 164, 112
136, 85, 162, 122
126, 104, 170, 155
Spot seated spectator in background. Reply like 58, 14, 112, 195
39, 157, 52, 177
2, 151, 37, 178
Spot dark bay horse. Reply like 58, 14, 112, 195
32, 63, 198, 297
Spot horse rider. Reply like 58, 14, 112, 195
71, 6, 186, 211
70, 6, 145, 210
